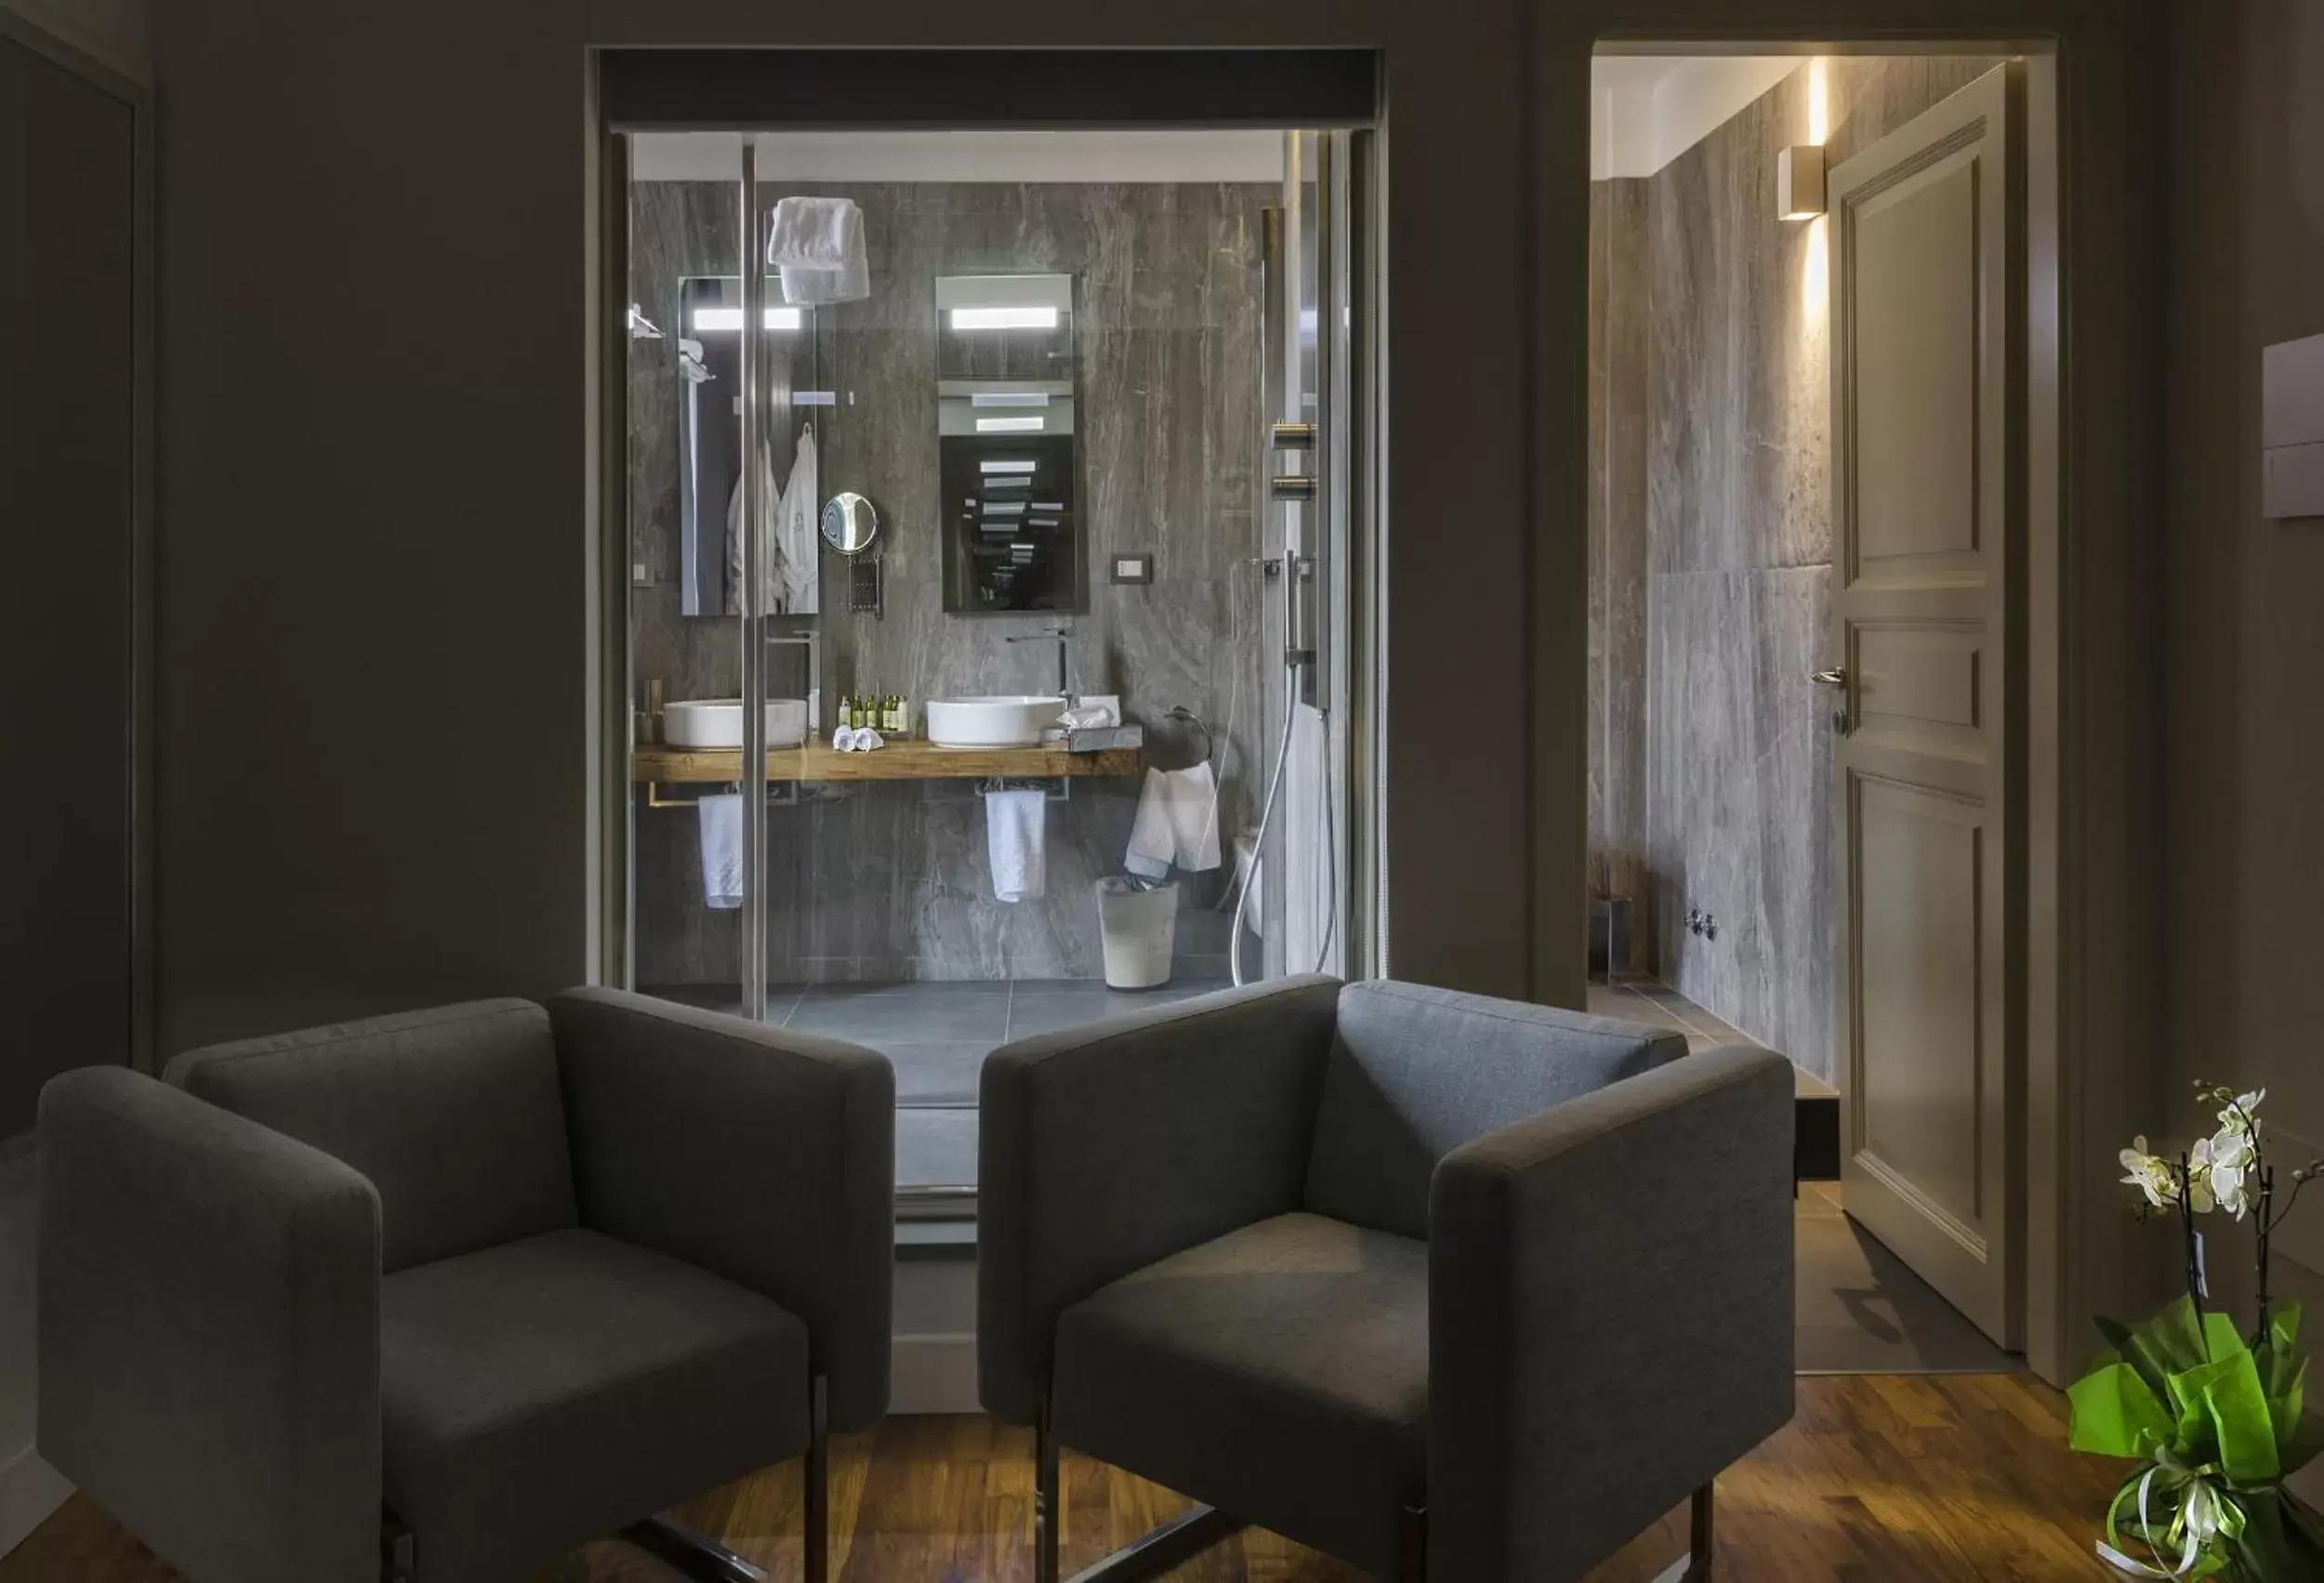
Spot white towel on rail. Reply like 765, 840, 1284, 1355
986, 788, 1048, 904
698, 792, 745, 911
768, 197, 869, 306
1126, 763, 1221, 880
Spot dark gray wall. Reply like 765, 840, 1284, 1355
2163, 0, 2324, 1330
147, 1, 1542, 1055
1, 31, 139, 1133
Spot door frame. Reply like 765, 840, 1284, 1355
1563, 11, 2150, 1389
0, 8, 155, 1083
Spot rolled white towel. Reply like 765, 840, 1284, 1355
831, 726, 887, 753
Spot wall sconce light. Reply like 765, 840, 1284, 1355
1777, 145, 1827, 220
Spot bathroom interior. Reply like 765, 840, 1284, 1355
616, 129, 1361, 1208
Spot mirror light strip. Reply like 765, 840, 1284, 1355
970, 391, 1051, 407
950, 306, 1060, 330
691, 306, 806, 332
979, 459, 1037, 474
976, 416, 1046, 432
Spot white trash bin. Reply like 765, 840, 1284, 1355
1095, 877, 1178, 990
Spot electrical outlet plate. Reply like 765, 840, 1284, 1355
1111, 552, 1155, 585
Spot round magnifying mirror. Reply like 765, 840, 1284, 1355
820, 492, 879, 555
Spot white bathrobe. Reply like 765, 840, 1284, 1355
726, 424, 820, 616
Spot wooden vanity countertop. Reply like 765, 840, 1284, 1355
632, 738, 1142, 785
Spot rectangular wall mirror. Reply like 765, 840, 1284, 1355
937, 272, 1083, 613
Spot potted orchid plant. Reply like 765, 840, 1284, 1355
2069, 1083, 2324, 1577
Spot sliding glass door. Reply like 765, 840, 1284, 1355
610, 126, 1378, 1212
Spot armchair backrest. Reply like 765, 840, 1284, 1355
1301, 982, 1688, 1239
166, 998, 577, 1272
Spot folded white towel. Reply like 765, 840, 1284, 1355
1058, 704, 1117, 730
781, 257, 870, 308
1126, 762, 1221, 878
831, 726, 886, 753
698, 793, 744, 911
986, 788, 1048, 903
768, 198, 870, 307
767, 196, 859, 269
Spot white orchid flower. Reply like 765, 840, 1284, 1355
2217, 1088, 2265, 1140
2192, 1134, 2246, 1219
2119, 1138, 2180, 1210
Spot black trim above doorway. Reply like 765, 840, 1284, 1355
597, 48, 1380, 129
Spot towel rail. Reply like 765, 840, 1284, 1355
975, 776, 1071, 804
643, 781, 801, 810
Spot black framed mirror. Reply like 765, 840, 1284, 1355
936, 272, 1084, 613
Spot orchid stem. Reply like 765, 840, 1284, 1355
2255, 1165, 2275, 1347
2180, 1152, 2205, 1316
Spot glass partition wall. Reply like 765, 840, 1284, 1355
616, 128, 1373, 1216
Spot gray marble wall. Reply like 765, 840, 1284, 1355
1587, 178, 1652, 967
1589, 57, 2003, 1079
627, 179, 1274, 987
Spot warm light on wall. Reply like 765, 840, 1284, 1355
1801, 215, 1829, 319
1780, 59, 1832, 221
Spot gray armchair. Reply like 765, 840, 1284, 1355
979, 976, 1794, 1583
37, 988, 893, 1583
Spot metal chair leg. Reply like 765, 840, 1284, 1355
1036, 1389, 1240, 1583
1392, 1505, 1426, 1583
1646, 1482, 1716, 1583
1037, 1394, 1062, 1583
805, 1374, 829, 1583
623, 1519, 767, 1583
619, 1372, 826, 1583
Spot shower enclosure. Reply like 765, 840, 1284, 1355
603, 125, 1378, 1215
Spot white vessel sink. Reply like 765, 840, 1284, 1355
925, 694, 1066, 749
663, 698, 810, 750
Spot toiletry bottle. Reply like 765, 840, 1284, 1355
885, 693, 901, 734
836, 694, 852, 735
852, 693, 868, 732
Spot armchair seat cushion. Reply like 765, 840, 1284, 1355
1051, 1212, 1428, 1576
380, 1228, 809, 1583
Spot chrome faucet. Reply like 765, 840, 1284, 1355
1006, 626, 1072, 699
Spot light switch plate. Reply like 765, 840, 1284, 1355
1111, 553, 1155, 585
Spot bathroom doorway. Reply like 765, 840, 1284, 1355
599, 109, 1380, 1217
1584, 47, 2057, 1361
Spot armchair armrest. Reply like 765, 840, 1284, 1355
548, 987, 895, 1432
977, 975, 1340, 1424
38, 1066, 382, 1583
1427, 1044, 1795, 1583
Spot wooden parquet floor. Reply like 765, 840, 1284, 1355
0, 1374, 2132, 1582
